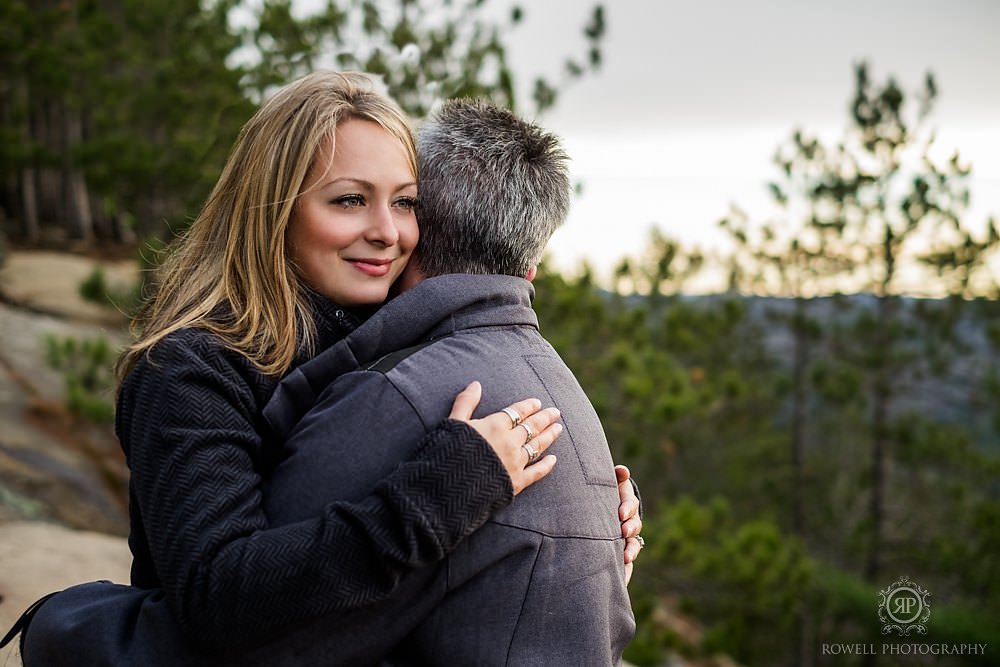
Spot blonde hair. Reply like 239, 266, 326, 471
116, 71, 416, 382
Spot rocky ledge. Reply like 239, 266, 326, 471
0, 251, 135, 665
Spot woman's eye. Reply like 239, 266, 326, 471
395, 197, 419, 211
333, 194, 365, 208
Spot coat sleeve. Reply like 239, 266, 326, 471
117, 333, 514, 651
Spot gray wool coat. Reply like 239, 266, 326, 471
259, 273, 635, 666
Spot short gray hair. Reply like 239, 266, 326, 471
414, 99, 570, 277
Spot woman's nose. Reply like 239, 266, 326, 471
365, 203, 400, 246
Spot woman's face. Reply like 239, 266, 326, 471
288, 118, 419, 307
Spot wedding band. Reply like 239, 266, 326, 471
519, 422, 535, 443
522, 443, 539, 463
501, 407, 523, 428
635, 536, 645, 548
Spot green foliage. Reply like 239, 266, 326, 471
928, 598, 1000, 654
808, 566, 1000, 666
78, 266, 107, 305
2, 1, 605, 242
78, 264, 142, 316
717, 63, 1000, 603
637, 496, 814, 664
44, 334, 117, 423
810, 356, 864, 405
621, 592, 677, 667
1, 0, 254, 240
537, 207, 998, 662
534, 261, 712, 501
240, 0, 604, 116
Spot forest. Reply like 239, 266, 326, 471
2, 1, 999, 665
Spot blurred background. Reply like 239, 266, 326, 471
0, 1, 998, 665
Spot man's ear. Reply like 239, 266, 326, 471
397, 261, 425, 293
525, 266, 537, 282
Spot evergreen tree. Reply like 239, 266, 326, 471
0, 0, 251, 242
244, 0, 605, 117
723, 62, 999, 583
0, 0, 606, 244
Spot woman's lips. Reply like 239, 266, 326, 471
347, 258, 393, 276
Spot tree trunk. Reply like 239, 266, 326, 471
867, 380, 886, 583
60, 103, 93, 243
4, 78, 40, 242
791, 297, 813, 667
19, 168, 40, 243
791, 297, 808, 538
866, 290, 894, 585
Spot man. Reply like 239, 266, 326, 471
259, 99, 634, 665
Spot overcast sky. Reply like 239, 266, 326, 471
489, 0, 1000, 280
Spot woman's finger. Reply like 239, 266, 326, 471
624, 535, 643, 565
615, 464, 644, 575
492, 397, 543, 428
514, 407, 561, 456
508, 453, 557, 495
621, 515, 642, 541
615, 465, 639, 523
618, 504, 642, 537
448, 381, 483, 421
519, 415, 561, 464
615, 465, 631, 485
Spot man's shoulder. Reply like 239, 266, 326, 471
365, 338, 442, 374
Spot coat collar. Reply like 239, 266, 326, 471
265, 274, 537, 439
354, 274, 537, 352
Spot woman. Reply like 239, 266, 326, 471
5, 70, 642, 663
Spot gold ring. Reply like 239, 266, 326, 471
501, 407, 522, 428
522, 443, 539, 463
519, 422, 535, 443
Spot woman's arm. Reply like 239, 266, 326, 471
119, 333, 557, 651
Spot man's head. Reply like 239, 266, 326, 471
409, 99, 571, 281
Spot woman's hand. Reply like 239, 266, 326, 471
616, 465, 644, 585
449, 381, 560, 495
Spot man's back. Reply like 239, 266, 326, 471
264, 275, 633, 665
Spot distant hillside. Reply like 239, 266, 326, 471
618, 291, 1000, 454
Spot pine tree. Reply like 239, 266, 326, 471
0, 0, 606, 245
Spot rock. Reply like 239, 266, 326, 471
0, 251, 133, 666
0, 250, 135, 326
0, 301, 129, 533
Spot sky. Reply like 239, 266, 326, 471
486, 0, 1000, 282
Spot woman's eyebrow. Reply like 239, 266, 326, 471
318, 177, 416, 190
319, 177, 374, 190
